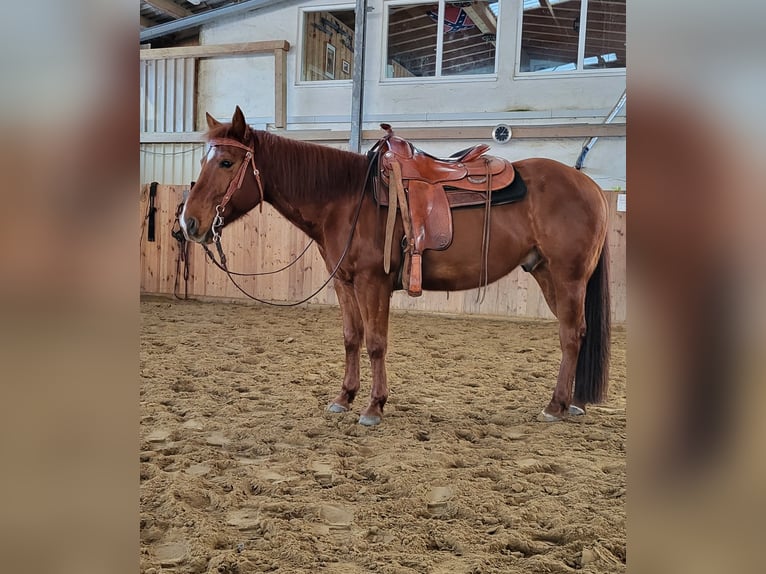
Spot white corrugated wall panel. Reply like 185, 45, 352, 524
140, 58, 195, 133
140, 143, 205, 186
140, 55, 199, 185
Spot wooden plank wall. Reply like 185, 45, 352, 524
140, 185, 626, 322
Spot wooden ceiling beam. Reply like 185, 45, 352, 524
462, 2, 497, 36
145, 0, 193, 20
388, 22, 437, 38
139, 40, 290, 60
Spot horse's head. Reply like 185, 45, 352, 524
180, 106, 264, 243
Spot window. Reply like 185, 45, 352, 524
301, 9, 355, 81
519, 0, 625, 73
386, 1, 499, 79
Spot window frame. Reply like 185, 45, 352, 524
296, 4, 356, 86
381, 0, 500, 83
514, 0, 626, 78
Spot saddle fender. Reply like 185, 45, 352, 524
407, 180, 453, 252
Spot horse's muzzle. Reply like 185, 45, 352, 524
183, 215, 200, 237
180, 214, 214, 244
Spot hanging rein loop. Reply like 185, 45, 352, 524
171, 199, 190, 300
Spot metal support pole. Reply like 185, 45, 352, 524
349, 0, 369, 153
575, 89, 626, 170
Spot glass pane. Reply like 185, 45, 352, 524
584, 0, 626, 70
441, 1, 498, 76
519, 0, 582, 73
301, 10, 355, 81
386, 3, 438, 78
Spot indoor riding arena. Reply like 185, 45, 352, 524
140, 2, 626, 573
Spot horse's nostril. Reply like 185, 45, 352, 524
186, 216, 198, 236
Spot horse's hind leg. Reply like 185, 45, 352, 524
539, 274, 588, 421
532, 265, 558, 320
327, 278, 364, 413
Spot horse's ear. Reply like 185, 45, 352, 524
206, 112, 221, 130
231, 106, 248, 141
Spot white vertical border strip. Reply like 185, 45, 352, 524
576, 0, 588, 71
172, 59, 181, 132
491, 0, 501, 77
514, 0, 524, 76
140, 61, 147, 133
166, 59, 174, 132
184, 58, 195, 131
296, 5, 308, 84
380, 2, 389, 80
170, 59, 175, 131
149, 60, 159, 132
435, 0, 445, 78
156, 60, 166, 132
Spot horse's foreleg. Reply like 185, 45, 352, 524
328, 279, 364, 413
541, 281, 587, 422
355, 279, 392, 426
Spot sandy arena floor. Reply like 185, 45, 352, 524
140, 298, 626, 573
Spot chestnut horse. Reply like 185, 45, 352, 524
181, 107, 611, 425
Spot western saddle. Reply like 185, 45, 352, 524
370, 124, 517, 296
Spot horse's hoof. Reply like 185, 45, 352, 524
537, 409, 563, 423
568, 405, 586, 416
358, 414, 381, 427
327, 403, 348, 414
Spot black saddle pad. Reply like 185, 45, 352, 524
447, 170, 527, 209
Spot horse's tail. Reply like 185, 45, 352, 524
574, 237, 611, 404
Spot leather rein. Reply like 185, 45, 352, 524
199, 136, 372, 307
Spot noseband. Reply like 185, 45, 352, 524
208, 137, 265, 240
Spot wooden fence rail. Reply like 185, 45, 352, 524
140, 185, 626, 322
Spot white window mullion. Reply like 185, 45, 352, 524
576, 0, 589, 71
435, 0, 445, 77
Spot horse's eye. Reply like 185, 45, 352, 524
220, 160, 233, 168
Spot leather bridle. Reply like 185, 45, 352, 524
207, 137, 264, 241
